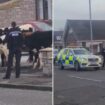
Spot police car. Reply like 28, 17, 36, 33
56, 48, 103, 71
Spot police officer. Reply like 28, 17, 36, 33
100, 44, 105, 68
3, 22, 23, 79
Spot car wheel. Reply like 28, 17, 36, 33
74, 61, 80, 71
60, 62, 64, 70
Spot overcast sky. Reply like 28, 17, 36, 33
54, 0, 105, 30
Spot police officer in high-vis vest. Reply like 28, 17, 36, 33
3, 22, 23, 79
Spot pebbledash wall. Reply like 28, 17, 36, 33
0, 0, 52, 28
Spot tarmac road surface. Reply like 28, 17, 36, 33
54, 66, 105, 105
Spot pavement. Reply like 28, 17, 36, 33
0, 56, 52, 91
54, 66, 105, 105
0, 66, 52, 91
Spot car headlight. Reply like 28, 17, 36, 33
81, 58, 87, 62
98, 58, 103, 63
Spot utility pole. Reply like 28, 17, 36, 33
89, 0, 93, 52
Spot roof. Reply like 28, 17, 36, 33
64, 19, 105, 42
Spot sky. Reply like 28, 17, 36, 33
54, 0, 105, 30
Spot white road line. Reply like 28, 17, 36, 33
68, 75, 103, 82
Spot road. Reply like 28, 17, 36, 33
0, 88, 52, 105
54, 66, 105, 105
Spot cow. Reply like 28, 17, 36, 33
0, 28, 52, 69
0, 38, 8, 67
23, 30, 52, 69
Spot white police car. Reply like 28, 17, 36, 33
57, 48, 103, 71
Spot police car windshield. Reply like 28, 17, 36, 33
73, 49, 90, 55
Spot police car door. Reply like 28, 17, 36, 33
63, 49, 73, 68
62, 49, 68, 66
67, 49, 74, 68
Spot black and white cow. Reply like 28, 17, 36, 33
23, 30, 52, 69
0, 28, 52, 69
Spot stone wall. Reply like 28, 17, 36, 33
0, 0, 36, 28
40, 48, 52, 76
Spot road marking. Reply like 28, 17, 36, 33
68, 75, 103, 82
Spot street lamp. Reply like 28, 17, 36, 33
89, 0, 93, 52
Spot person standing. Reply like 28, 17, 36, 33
100, 44, 105, 68
3, 22, 23, 79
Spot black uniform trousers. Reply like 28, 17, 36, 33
5, 49, 21, 78
103, 57, 105, 68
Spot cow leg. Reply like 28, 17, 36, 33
33, 59, 38, 69
1, 53, 5, 67
38, 52, 43, 70
33, 51, 39, 69
29, 50, 33, 62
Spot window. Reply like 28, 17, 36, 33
35, 0, 39, 20
63, 49, 68, 55
69, 50, 73, 55
73, 49, 90, 55
56, 35, 61, 41
43, 0, 48, 19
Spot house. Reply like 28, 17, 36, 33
0, 0, 52, 28
64, 19, 105, 53
54, 31, 63, 48
35, 0, 52, 20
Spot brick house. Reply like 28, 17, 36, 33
0, 0, 52, 28
63, 19, 105, 53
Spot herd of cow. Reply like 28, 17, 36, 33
0, 28, 52, 69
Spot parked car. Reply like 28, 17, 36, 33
56, 47, 103, 71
